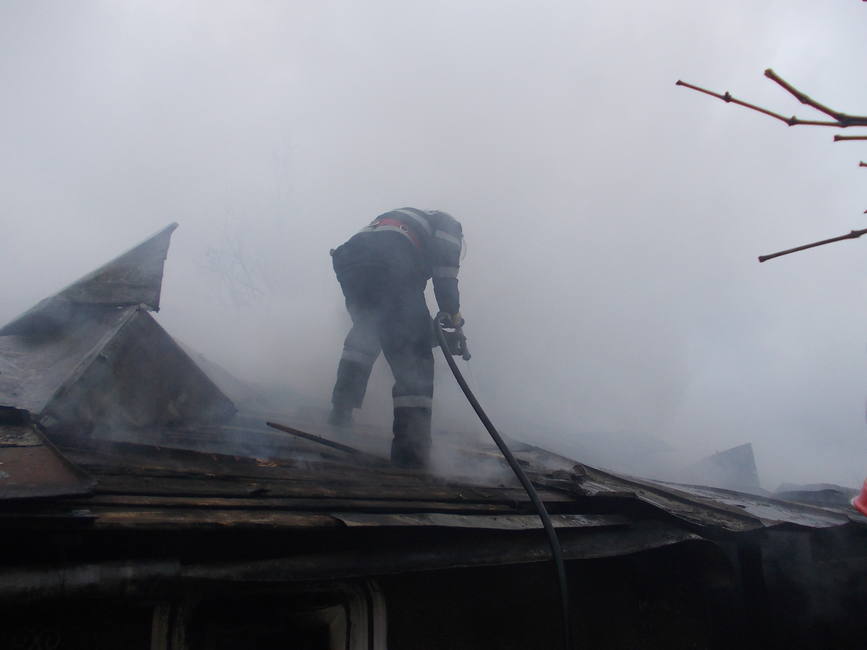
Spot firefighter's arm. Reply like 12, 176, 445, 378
430, 218, 463, 322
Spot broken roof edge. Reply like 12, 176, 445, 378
0, 223, 178, 337
0, 410, 95, 501
570, 462, 858, 533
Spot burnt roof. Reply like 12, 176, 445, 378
0, 225, 235, 448
0, 224, 864, 556
0, 410, 93, 500
1, 223, 177, 337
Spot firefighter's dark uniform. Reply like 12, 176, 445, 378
330, 207, 463, 468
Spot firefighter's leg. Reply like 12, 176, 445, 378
390, 402, 432, 468
380, 288, 434, 468
330, 289, 382, 426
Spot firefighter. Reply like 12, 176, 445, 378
329, 207, 464, 468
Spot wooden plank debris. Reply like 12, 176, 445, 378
90, 472, 576, 504
90, 508, 340, 530
331, 512, 629, 531
0, 420, 94, 500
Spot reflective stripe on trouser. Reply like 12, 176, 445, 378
384, 307, 433, 467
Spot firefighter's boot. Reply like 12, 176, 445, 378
391, 407, 431, 469
328, 405, 353, 429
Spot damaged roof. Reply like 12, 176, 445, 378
0, 224, 235, 441
0, 224, 864, 570
0, 223, 177, 337
0, 408, 93, 500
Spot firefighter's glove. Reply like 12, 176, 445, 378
441, 312, 465, 330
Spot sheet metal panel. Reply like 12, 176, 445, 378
0, 306, 137, 414
0, 305, 235, 432
57, 223, 177, 309
0, 224, 177, 337
648, 481, 853, 529
45, 309, 236, 431
566, 464, 855, 532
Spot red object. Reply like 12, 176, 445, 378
373, 218, 422, 248
852, 479, 867, 516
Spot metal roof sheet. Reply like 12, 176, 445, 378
0, 224, 177, 337
0, 306, 137, 414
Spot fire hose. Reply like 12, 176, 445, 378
433, 313, 573, 650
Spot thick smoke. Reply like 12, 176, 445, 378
2, 1, 867, 489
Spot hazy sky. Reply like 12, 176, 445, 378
3, 1, 867, 488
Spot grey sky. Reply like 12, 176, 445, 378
2, 1, 867, 488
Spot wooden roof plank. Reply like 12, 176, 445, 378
90, 508, 340, 530
70, 494, 520, 513
90, 473, 575, 503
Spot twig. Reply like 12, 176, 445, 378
763, 69, 867, 126
678, 70, 867, 262
675, 80, 839, 127
758, 227, 867, 263
677, 71, 867, 128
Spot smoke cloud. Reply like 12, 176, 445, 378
3, 1, 867, 489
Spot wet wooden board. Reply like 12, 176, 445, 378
60, 443, 399, 482
91, 472, 576, 504
0, 424, 94, 500
72, 494, 520, 514
84, 509, 625, 532
89, 508, 340, 530
331, 512, 629, 530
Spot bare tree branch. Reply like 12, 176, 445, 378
758, 227, 867, 263
763, 69, 867, 126
678, 69, 867, 262
675, 80, 840, 127
677, 71, 867, 128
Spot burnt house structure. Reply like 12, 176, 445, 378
1, 226, 866, 650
